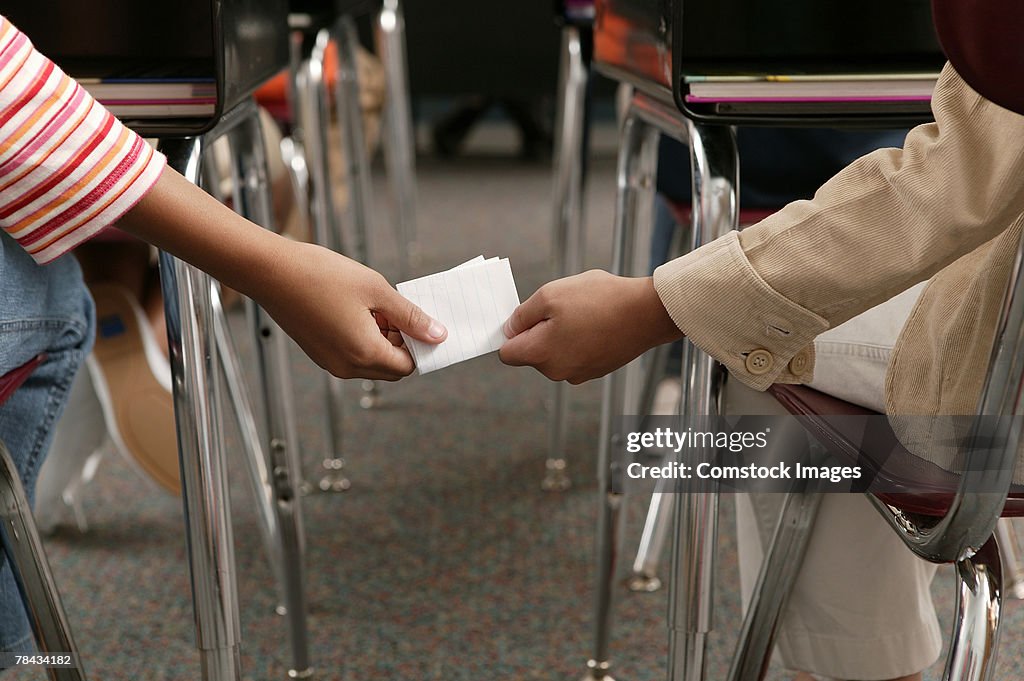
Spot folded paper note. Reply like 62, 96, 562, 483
397, 256, 521, 374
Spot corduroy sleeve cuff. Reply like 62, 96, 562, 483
653, 231, 830, 391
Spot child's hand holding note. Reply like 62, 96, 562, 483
397, 256, 521, 374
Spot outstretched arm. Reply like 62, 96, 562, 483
0, 14, 444, 380
502, 64, 1024, 387
116, 168, 447, 380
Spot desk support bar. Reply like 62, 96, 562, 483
665, 117, 737, 681
584, 111, 659, 681
225, 106, 313, 680
377, 0, 419, 280
159, 136, 243, 681
547, 23, 592, 493
158, 99, 312, 681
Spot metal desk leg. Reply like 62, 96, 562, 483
334, 15, 375, 267
377, 0, 419, 280
629, 488, 674, 592
584, 112, 659, 681
291, 27, 352, 493
0, 442, 85, 681
225, 108, 313, 680
665, 120, 737, 681
334, 14, 381, 413
546, 23, 591, 493
158, 137, 242, 681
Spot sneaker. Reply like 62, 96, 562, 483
35, 360, 106, 534
88, 284, 180, 495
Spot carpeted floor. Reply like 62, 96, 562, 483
11, 123, 1024, 680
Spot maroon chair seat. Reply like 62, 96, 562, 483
769, 383, 1024, 517
0, 355, 46, 407
666, 199, 776, 230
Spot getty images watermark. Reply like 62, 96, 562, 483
613, 414, 1020, 494
623, 425, 863, 485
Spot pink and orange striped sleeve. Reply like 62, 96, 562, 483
0, 15, 166, 264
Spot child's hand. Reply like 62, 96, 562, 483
259, 241, 447, 381
499, 270, 682, 384
115, 167, 445, 381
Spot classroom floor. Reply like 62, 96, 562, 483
13, 122, 1024, 681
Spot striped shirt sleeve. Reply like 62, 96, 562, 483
0, 15, 166, 264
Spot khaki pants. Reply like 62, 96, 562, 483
729, 282, 942, 680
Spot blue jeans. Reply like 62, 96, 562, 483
0, 232, 94, 652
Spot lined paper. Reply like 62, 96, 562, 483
397, 256, 521, 374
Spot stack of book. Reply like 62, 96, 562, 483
684, 72, 939, 115
78, 77, 217, 119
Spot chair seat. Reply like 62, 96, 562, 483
769, 383, 1024, 517
255, 41, 341, 124
666, 201, 776, 229
0, 355, 46, 407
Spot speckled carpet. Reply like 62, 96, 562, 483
10, 124, 1024, 681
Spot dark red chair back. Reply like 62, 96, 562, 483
932, 0, 1024, 115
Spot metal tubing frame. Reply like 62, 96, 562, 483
546, 23, 591, 493
869, 221, 1024, 563
157, 99, 311, 680
290, 23, 352, 492
667, 108, 738, 681
158, 135, 243, 681
726, 484, 823, 681
629, 487, 673, 592
376, 0, 418, 281
944, 537, 1003, 681
333, 14, 375, 268
334, 13, 382, 415
0, 442, 85, 681
584, 108, 660, 681
224, 103, 313, 680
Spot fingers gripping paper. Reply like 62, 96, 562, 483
397, 256, 521, 374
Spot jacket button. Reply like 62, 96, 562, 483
789, 349, 809, 375
745, 349, 774, 375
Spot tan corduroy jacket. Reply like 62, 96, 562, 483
654, 63, 1024, 425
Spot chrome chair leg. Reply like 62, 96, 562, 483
994, 519, 1024, 599
158, 137, 243, 681
584, 111, 660, 681
293, 28, 344, 254
666, 119, 738, 681
546, 23, 591, 493
726, 487, 823, 681
225, 106, 313, 680
0, 441, 85, 681
629, 489, 674, 592
291, 28, 351, 492
943, 537, 1002, 681
334, 15, 375, 267
211, 290, 285, 586
279, 137, 311, 242
377, 0, 419, 280
335, 14, 381, 414
211, 280, 325, 671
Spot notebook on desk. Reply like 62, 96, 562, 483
683, 71, 939, 117
4, 0, 287, 131
595, 0, 946, 123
